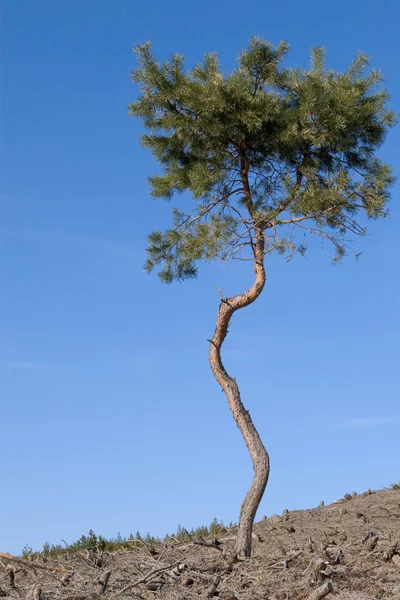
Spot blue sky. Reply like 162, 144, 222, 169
1, 0, 399, 555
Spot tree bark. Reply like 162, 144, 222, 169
208, 232, 270, 559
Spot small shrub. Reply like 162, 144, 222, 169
20, 518, 228, 558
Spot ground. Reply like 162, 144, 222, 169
1, 486, 400, 600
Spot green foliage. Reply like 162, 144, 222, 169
21, 544, 33, 559
171, 518, 225, 540
129, 38, 396, 281
20, 519, 230, 558
209, 517, 225, 536
20, 531, 143, 559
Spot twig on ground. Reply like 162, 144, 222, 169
0, 554, 68, 575
96, 570, 111, 594
206, 574, 221, 597
193, 539, 223, 553
307, 581, 333, 600
265, 551, 302, 570
114, 561, 181, 597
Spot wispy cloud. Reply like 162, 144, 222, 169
7, 362, 52, 370
124, 353, 158, 379
224, 348, 252, 359
2, 229, 140, 260
343, 417, 390, 428
50, 232, 138, 258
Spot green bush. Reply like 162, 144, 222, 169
20, 518, 231, 558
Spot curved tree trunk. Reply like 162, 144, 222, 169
208, 233, 270, 559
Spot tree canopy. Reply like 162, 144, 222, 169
129, 38, 396, 283
130, 37, 396, 560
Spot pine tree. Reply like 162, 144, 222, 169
129, 38, 396, 559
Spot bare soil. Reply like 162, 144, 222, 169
1, 486, 400, 600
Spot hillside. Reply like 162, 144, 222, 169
1, 486, 400, 600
